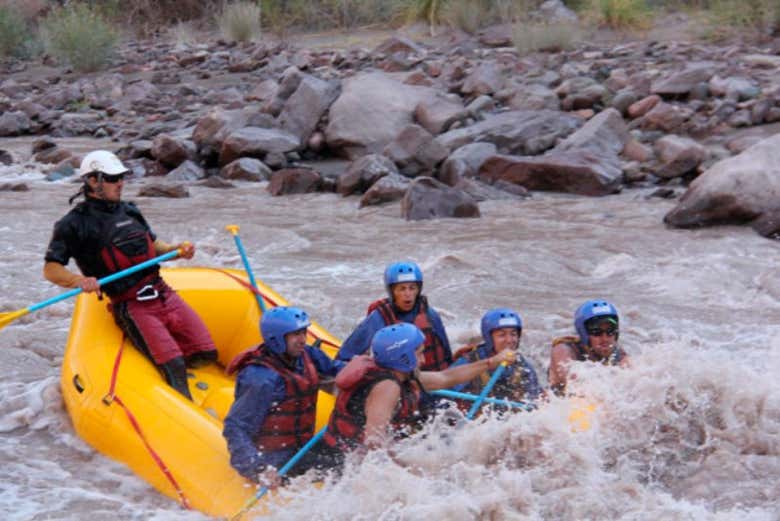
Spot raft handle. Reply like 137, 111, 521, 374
72, 374, 85, 393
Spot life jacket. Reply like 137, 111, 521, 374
548, 336, 626, 388
367, 296, 450, 371
453, 343, 533, 406
323, 355, 422, 451
235, 346, 320, 453
73, 200, 159, 298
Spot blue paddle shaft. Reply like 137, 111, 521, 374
242, 426, 327, 512
30, 249, 180, 313
430, 389, 532, 411
230, 233, 266, 312
466, 363, 507, 419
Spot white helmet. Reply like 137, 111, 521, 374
79, 150, 128, 178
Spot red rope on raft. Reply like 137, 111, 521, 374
105, 338, 191, 510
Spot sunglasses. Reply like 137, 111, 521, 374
101, 173, 125, 183
587, 326, 618, 337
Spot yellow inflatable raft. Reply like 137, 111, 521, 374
60, 267, 340, 518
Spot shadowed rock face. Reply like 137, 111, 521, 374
664, 134, 780, 228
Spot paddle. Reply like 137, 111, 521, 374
229, 426, 327, 521
0, 249, 182, 332
225, 224, 266, 312
465, 362, 507, 420
430, 388, 533, 412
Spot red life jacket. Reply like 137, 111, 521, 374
323, 356, 421, 451
367, 296, 450, 371
239, 346, 320, 453
80, 201, 159, 298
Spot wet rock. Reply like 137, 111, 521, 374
337, 154, 398, 196
476, 25, 513, 48
751, 209, 780, 239
0, 111, 32, 136
555, 108, 629, 157
478, 149, 622, 196
709, 76, 760, 101
219, 127, 300, 166
374, 36, 425, 56
611, 90, 639, 116
359, 173, 410, 207
166, 160, 206, 182
664, 134, 780, 228
440, 142, 498, 182
267, 168, 322, 196
461, 61, 505, 96
651, 63, 715, 97
640, 102, 692, 132
465, 95, 495, 117
198, 176, 235, 189
137, 183, 190, 198
383, 124, 449, 177
655, 135, 706, 179
627, 95, 661, 119
648, 187, 677, 199
0, 149, 12, 165
400, 176, 480, 220
277, 74, 341, 145
325, 72, 441, 158
414, 94, 466, 135
506, 83, 560, 111
437, 110, 581, 156
31, 138, 57, 154
34, 147, 72, 165
0, 182, 28, 191
246, 79, 279, 103
192, 108, 254, 151
151, 134, 197, 168
219, 157, 271, 182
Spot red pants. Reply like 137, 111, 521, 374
112, 286, 216, 365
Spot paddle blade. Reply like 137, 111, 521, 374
0, 308, 29, 330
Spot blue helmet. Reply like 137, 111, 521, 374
260, 306, 311, 354
370, 323, 425, 373
574, 299, 619, 346
481, 308, 523, 349
384, 261, 423, 298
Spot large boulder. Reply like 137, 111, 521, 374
325, 72, 440, 158
664, 134, 780, 228
383, 124, 449, 177
337, 154, 399, 196
436, 110, 582, 156
359, 173, 411, 207
651, 63, 716, 97
267, 168, 322, 196
277, 74, 341, 144
478, 149, 622, 196
219, 127, 300, 165
400, 177, 480, 220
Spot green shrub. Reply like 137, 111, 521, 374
588, 0, 652, 29
218, 1, 262, 42
41, 3, 119, 72
514, 20, 583, 54
0, 5, 32, 58
707, 0, 776, 33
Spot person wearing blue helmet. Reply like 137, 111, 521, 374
548, 299, 630, 395
451, 308, 542, 411
321, 323, 514, 461
336, 261, 452, 371
222, 306, 345, 486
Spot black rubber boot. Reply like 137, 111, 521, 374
158, 356, 193, 400
185, 349, 218, 368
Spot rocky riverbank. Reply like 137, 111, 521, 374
1, 6, 779, 237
